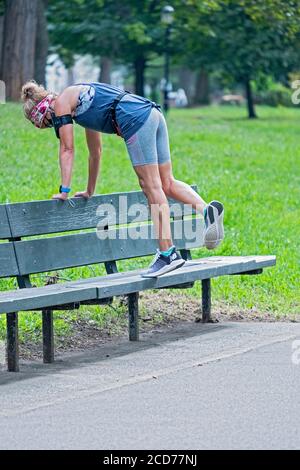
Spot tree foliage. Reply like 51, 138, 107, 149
48, 0, 178, 57
1, 0, 300, 105
48, 0, 177, 93
177, 0, 300, 116
48, 0, 224, 95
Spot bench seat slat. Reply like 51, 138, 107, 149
78, 255, 277, 298
14, 219, 204, 275
0, 255, 276, 314
62, 255, 276, 287
5, 188, 197, 238
0, 283, 98, 314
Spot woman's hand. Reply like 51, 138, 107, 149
52, 192, 68, 201
74, 190, 91, 199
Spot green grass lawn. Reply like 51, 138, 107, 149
0, 103, 299, 344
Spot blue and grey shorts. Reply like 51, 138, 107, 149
125, 107, 171, 167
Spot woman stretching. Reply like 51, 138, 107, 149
21, 81, 224, 278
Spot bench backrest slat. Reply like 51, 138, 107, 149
14, 219, 204, 275
0, 243, 19, 277
5, 188, 197, 238
0, 206, 12, 239
0, 188, 202, 279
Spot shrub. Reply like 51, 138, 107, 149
256, 83, 293, 107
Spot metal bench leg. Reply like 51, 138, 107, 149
6, 312, 19, 372
128, 292, 139, 341
201, 279, 211, 323
42, 309, 54, 363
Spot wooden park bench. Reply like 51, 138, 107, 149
0, 188, 276, 372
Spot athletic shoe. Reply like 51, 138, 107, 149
203, 200, 224, 250
142, 247, 185, 278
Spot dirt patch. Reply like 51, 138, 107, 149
19, 289, 299, 361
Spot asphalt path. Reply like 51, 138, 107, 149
0, 321, 299, 450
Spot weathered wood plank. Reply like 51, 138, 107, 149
0, 255, 276, 315
69, 255, 277, 299
0, 204, 11, 239
0, 205, 11, 239
6, 187, 198, 237
58, 255, 276, 287
14, 218, 204, 275
0, 283, 98, 314
0, 243, 19, 278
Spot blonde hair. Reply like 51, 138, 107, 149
21, 80, 55, 120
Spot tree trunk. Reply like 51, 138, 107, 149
34, 0, 48, 86
194, 69, 210, 105
245, 79, 257, 119
99, 56, 112, 84
0, 13, 4, 78
2, 0, 39, 101
178, 67, 195, 106
134, 56, 146, 96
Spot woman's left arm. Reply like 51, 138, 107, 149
52, 94, 75, 200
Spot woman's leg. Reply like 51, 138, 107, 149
159, 161, 207, 214
156, 111, 225, 250
125, 109, 174, 252
156, 112, 207, 213
133, 163, 173, 252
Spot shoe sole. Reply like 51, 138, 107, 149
205, 239, 223, 250
204, 203, 224, 250
142, 259, 186, 278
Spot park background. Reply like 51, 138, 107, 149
0, 0, 299, 353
